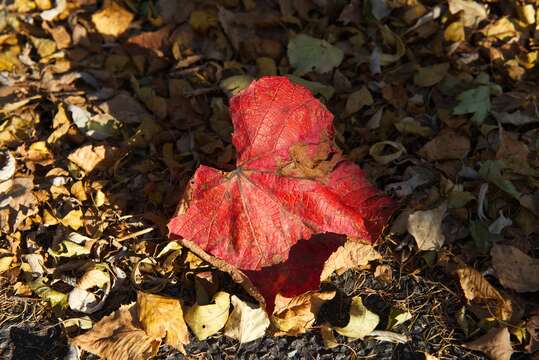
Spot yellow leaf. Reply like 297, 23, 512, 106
0, 256, 13, 273
336, 296, 379, 339
91, 1, 134, 37
444, 22, 465, 42
62, 209, 83, 230
185, 291, 230, 340
137, 292, 190, 354
70, 181, 88, 202
272, 291, 334, 335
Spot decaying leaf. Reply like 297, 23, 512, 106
272, 291, 335, 335
407, 203, 447, 251
419, 130, 470, 161
224, 295, 270, 343
465, 327, 513, 360
137, 292, 189, 354
491, 244, 539, 293
73, 304, 160, 360
336, 296, 379, 339
184, 291, 230, 340
92, 1, 134, 37
320, 240, 382, 280
168, 77, 395, 271
67, 145, 108, 173
456, 267, 513, 321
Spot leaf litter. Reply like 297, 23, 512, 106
0, 0, 538, 359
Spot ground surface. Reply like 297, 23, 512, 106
0, 0, 538, 359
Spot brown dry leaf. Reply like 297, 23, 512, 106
345, 86, 374, 117
496, 129, 531, 175
320, 241, 382, 280
407, 202, 447, 251
137, 292, 189, 354
67, 145, 107, 173
456, 266, 513, 321
92, 1, 134, 37
71, 181, 88, 202
73, 304, 160, 360
374, 264, 393, 285
99, 92, 150, 124
272, 291, 335, 335
419, 129, 470, 161
491, 244, 539, 293
464, 327, 513, 360
0, 177, 39, 234
526, 313, 539, 353
47, 25, 71, 49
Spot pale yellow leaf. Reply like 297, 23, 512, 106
92, 1, 134, 37
224, 295, 270, 343
336, 296, 379, 339
185, 291, 230, 340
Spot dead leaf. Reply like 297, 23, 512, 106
465, 327, 513, 360
345, 86, 374, 116
419, 130, 470, 161
67, 145, 107, 173
137, 292, 189, 354
272, 291, 335, 335
448, 0, 487, 28
73, 304, 160, 360
320, 241, 381, 280
92, 1, 134, 37
456, 266, 513, 321
224, 295, 270, 343
336, 296, 379, 339
407, 202, 447, 251
491, 244, 539, 293
184, 291, 230, 340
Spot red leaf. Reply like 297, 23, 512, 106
168, 77, 395, 270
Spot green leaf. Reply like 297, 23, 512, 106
288, 34, 344, 76
478, 160, 521, 200
469, 221, 501, 254
453, 85, 491, 125
286, 75, 335, 100
29, 277, 68, 309
48, 240, 91, 258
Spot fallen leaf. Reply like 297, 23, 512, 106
336, 296, 379, 339
73, 304, 160, 360
456, 266, 513, 321
407, 202, 447, 251
92, 1, 134, 37
272, 291, 334, 335
496, 128, 532, 175
62, 209, 84, 231
68, 145, 107, 173
345, 86, 374, 116
387, 308, 412, 330
320, 240, 382, 280
137, 292, 189, 354
448, 0, 487, 27
168, 77, 395, 271
374, 264, 393, 285
288, 35, 344, 76
419, 129, 470, 161
525, 313, 539, 353
491, 244, 539, 293
465, 327, 513, 360
29, 277, 68, 309
184, 291, 230, 340
414, 63, 450, 87
99, 92, 150, 124
369, 141, 406, 164
453, 86, 491, 125
481, 17, 516, 40
224, 295, 270, 343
